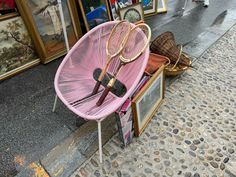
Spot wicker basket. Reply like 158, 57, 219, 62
164, 46, 192, 76
165, 45, 192, 67
165, 60, 192, 76
150, 31, 176, 55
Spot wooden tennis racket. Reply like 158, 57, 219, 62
91, 21, 131, 95
96, 23, 151, 106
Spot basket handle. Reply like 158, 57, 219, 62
164, 57, 171, 67
171, 45, 183, 70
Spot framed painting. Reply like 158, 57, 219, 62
139, 0, 157, 16
157, 0, 167, 13
78, 0, 112, 31
0, 0, 18, 20
0, 15, 40, 80
132, 65, 165, 136
119, 3, 144, 24
0, 0, 17, 11
16, 0, 83, 64
108, 0, 133, 20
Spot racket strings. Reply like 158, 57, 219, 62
107, 22, 130, 56
101, 21, 131, 83
104, 56, 121, 82
122, 26, 150, 60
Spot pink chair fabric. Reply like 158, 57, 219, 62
54, 21, 150, 120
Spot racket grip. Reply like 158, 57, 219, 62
92, 81, 101, 95
96, 86, 112, 106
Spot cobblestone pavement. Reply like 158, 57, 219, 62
71, 25, 236, 177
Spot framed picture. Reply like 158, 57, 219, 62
0, 0, 18, 20
16, 0, 83, 64
108, 0, 133, 20
132, 65, 165, 136
78, 0, 112, 31
139, 0, 156, 16
157, 0, 167, 13
119, 3, 144, 24
0, 15, 40, 80
0, 0, 17, 12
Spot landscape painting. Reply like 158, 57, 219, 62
28, 0, 76, 58
16, 0, 78, 63
0, 16, 39, 80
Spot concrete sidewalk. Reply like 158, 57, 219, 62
70, 23, 236, 177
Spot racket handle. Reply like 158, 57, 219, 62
96, 86, 112, 106
92, 81, 101, 95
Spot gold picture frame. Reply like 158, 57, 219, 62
157, 0, 167, 13
0, 15, 40, 80
132, 65, 165, 136
119, 3, 144, 24
16, 0, 83, 64
78, 0, 112, 31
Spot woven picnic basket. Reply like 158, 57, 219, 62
150, 32, 192, 76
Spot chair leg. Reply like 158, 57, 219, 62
204, 0, 209, 7
182, 0, 188, 10
97, 120, 103, 163
52, 95, 58, 112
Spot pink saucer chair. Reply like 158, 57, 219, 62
53, 21, 150, 162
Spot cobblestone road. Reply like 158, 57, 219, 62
71, 24, 236, 177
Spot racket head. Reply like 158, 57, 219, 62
120, 23, 151, 63
106, 21, 131, 58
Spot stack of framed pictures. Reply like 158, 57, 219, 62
0, 2, 40, 80
16, 0, 83, 64
116, 0, 167, 23
116, 65, 165, 146
132, 65, 165, 136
